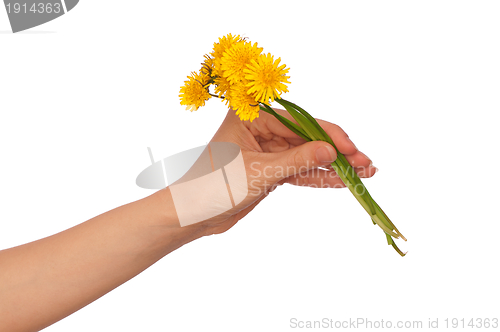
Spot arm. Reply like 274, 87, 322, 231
0, 108, 375, 331
0, 188, 199, 332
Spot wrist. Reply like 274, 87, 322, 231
151, 188, 206, 252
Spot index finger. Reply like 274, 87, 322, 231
315, 119, 358, 155
263, 109, 361, 155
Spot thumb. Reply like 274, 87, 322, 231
259, 141, 337, 183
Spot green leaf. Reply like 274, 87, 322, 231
279, 99, 331, 143
371, 214, 398, 238
386, 233, 393, 245
280, 99, 377, 216
386, 233, 406, 257
373, 200, 406, 241
261, 100, 405, 256
391, 241, 407, 257
275, 99, 321, 141
259, 104, 310, 141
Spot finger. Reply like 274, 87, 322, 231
269, 111, 365, 160
315, 119, 358, 155
284, 136, 307, 146
354, 165, 378, 178
260, 109, 374, 169
259, 135, 292, 153
320, 163, 378, 176
344, 151, 373, 168
262, 109, 359, 157
258, 141, 337, 183
248, 108, 304, 140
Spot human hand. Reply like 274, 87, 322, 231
167, 108, 378, 236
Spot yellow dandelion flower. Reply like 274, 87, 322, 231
244, 53, 291, 104
211, 33, 243, 76
200, 54, 214, 77
228, 84, 260, 122
221, 41, 263, 85
211, 33, 243, 60
214, 75, 231, 104
179, 71, 211, 112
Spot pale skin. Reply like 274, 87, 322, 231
0, 108, 377, 331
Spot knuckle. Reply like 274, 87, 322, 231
288, 150, 306, 169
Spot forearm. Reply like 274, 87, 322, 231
0, 188, 203, 332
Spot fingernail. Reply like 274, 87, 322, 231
374, 167, 379, 173
316, 145, 336, 163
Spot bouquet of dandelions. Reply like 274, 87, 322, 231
179, 33, 407, 256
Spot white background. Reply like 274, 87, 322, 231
1, 1, 499, 331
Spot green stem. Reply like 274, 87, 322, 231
265, 99, 406, 256
275, 99, 320, 141
278, 98, 376, 216
259, 104, 310, 141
